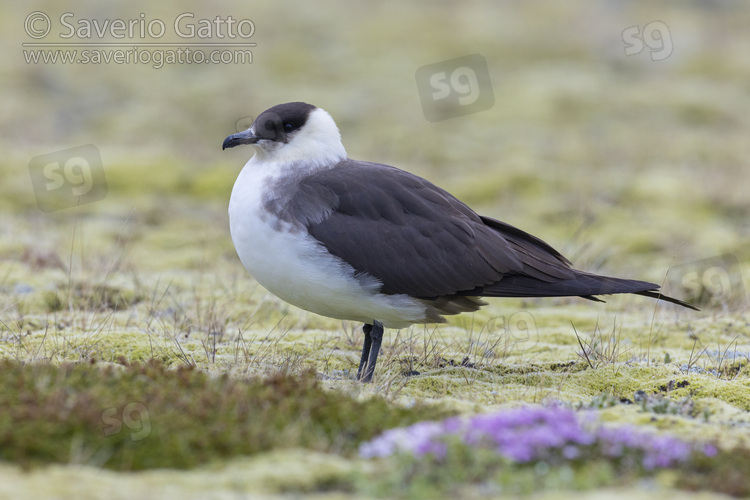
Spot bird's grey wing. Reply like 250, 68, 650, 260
294, 161, 576, 298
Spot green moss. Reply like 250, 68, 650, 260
41, 290, 63, 312
0, 359, 451, 471
678, 447, 750, 497
0, 449, 359, 498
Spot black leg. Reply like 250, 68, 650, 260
356, 323, 373, 381
357, 321, 383, 383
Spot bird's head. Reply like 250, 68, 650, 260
223, 102, 347, 165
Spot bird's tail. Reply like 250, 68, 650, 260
471, 272, 698, 310
631, 289, 698, 310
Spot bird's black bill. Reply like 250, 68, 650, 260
222, 130, 259, 150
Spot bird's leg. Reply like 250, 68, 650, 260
356, 323, 373, 381
357, 321, 384, 383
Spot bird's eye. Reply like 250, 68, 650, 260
284, 123, 294, 133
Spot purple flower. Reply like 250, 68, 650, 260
702, 444, 718, 457
562, 445, 580, 459
359, 421, 444, 459
359, 404, 715, 472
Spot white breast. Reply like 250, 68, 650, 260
228, 157, 429, 329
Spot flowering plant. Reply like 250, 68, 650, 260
361, 405, 716, 472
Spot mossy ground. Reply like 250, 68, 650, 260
2, 1, 749, 498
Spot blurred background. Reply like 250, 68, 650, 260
2, 1, 748, 307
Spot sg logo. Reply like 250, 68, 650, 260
43, 156, 95, 196
28, 144, 107, 212
622, 21, 673, 62
430, 66, 482, 107
416, 53, 494, 122
102, 402, 152, 442
483, 310, 539, 354
668, 254, 746, 314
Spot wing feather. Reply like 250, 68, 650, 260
301, 160, 571, 298
273, 159, 696, 310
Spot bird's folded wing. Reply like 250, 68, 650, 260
298, 160, 577, 298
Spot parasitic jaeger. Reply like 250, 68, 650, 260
223, 102, 696, 382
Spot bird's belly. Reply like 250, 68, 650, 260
228, 174, 426, 328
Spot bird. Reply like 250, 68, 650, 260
222, 101, 697, 383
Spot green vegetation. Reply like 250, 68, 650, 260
0, 359, 446, 471
1, 1, 749, 498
